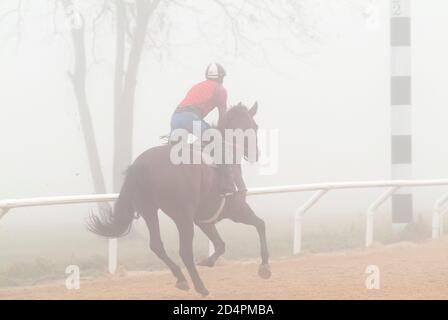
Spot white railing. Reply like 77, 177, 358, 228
1, 179, 448, 273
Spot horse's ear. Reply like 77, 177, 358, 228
249, 101, 258, 117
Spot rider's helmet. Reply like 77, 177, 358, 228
205, 63, 226, 81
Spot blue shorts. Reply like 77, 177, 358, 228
170, 111, 210, 135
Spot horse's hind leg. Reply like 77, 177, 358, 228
196, 223, 225, 267
230, 204, 271, 279
175, 217, 209, 296
141, 210, 189, 291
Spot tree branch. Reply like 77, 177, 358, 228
92, 0, 113, 63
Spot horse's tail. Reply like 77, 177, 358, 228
87, 166, 139, 238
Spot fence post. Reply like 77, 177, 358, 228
440, 209, 446, 237
293, 214, 303, 256
366, 186, 399, 247
432, 192, 448, 239
293, 189, 328, 255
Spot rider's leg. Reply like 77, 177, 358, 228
169, 111, 197, 144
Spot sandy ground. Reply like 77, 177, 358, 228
1, 237, 448, 300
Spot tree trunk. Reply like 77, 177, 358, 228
112, 0, 160, 192
113, 0, 127, 192
62, 0, 108, 196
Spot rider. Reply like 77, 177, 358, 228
170, 63, 236, 196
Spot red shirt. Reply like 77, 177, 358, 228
178, 80, 227, 118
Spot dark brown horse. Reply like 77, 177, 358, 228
88, 102, 270, 296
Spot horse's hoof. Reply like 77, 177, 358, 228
197, 258, 214, 267
196, 287, 210, 297
258, 264, 271, 279
176, 280, 190, 291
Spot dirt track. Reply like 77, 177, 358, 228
1, 237, 448, 300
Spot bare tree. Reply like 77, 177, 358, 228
1, 0, 326, 195
61, 0, 108, 197
113, 0, 162, 192
105, 0, 322, 193
65, 0, 323, 195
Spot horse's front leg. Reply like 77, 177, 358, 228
196, 222, 225, 267
230, 204, 271, 279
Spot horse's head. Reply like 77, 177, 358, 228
225, 102, 259, 163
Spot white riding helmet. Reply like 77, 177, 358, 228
205, 63, 226, 80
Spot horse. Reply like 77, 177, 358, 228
87, 102, 270, 296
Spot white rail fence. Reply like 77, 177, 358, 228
1, 179, 448, 274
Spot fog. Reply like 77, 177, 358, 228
1, 0, 448, 228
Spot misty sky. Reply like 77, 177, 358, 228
1, 0, 448, 226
